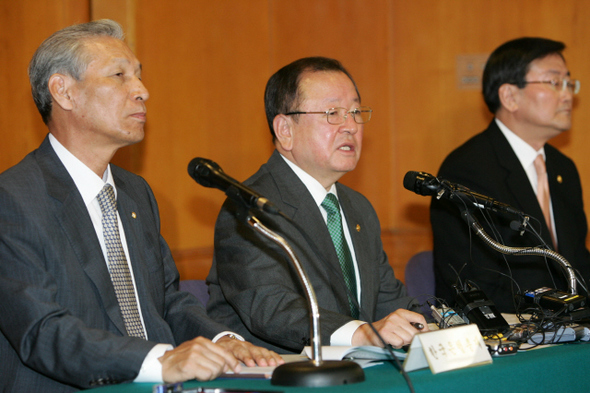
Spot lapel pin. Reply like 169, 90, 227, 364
557, 175, 563, 184
356, 224, 361, 232
131, 212, 137, 219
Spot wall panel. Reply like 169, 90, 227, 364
132, 1, 274, 278
0, 0, 88, 170
269, 0, 394, 224
389, 0, 590, 278
2, 0, 590, 282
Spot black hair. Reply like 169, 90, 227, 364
482, 37, 565, 114
264, 56, 360, 141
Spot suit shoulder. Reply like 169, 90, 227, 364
437, 128, 506, 186
440, 130, 491, 168
110, 165, 153, 192
336, 183, 373, 208
243, 161, 271, 188
111, 164, 147, 184
243, 155, 304, 199
545, 143, 577, 168
110, 165, 159, 206
0, 151, 45, 192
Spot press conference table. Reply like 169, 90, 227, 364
88, 342, 590, 393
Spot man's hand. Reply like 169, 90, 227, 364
351, 309, 428, 348
159, 336, 240, 383
216, 335, 285, 367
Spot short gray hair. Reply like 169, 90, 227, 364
28, 19, 125, 124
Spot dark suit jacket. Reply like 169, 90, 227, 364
430, 120, 590, 313
0, 136, 228, 392
206, 150, 416, 353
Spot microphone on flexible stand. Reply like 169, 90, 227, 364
187, 157, 365, 387
403, 171, 524, 217
510, 217, 530, 237
188, 157, 280, 214
403, 170, 579, 296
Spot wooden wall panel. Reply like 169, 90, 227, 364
269, 0, 395, 223
132, 1, 274, 278
0, 0, 89, 171
389, 1, 590, 278
2, 0, 590, 281
91, 0, 136, 51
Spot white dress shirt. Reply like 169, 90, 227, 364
49, 134, 243, 382
280, 154, 365, 345
49, 134, 170, 382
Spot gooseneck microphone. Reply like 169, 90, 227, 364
188, 157, 280, 214
403, 170, 523, 216
188, 157, 366, 386
404, 170, 579, 296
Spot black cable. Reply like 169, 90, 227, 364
449, 187, 583, 320
475, 201, 522, 309
454, 203, 524, 308
511, 301, 583, 347
517, 222, 590, 297
442, 189, 525, 310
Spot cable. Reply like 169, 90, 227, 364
441, 185, 580, 313
443, 191, 526, 311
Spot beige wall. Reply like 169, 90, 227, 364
2, 0, 589, 281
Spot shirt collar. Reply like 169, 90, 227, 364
48, 133, 116, 205
495, 118, 545, 169
279, 154, 338, 206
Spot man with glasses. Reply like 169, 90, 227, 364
431, 37, 590, 313
207, 57, 427, 353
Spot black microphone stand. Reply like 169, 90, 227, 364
244, 212, 364, 387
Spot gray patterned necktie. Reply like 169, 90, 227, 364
97, 184, 146, 339
321, 193, 359, 319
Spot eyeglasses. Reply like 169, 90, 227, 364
522, 78, 580, 94
285, 106, 372, 125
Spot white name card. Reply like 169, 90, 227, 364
403, 324, 492, 374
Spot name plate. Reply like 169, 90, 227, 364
403, 324, 492, 374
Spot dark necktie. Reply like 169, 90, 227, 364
321, 193, 359, 319
97, 184, 146, 339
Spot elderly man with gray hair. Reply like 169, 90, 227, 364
0, 19, 281, 392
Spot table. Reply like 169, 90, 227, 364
87, 342, 590, 393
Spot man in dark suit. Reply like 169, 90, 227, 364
207, 57, 427, 354
431, 37, 590, 313
0, 19, 281, 392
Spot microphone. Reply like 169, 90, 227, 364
403, 171, 523, 216
188, 158, 280, 214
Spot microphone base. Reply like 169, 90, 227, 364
270, 360, 365, 387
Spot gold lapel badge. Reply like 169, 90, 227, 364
356, 224, 361, 232
131, 212, 137, 219
557, 175, 563, 184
